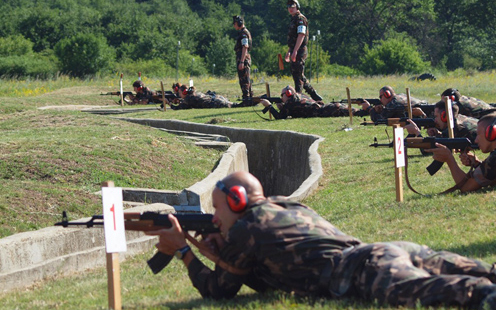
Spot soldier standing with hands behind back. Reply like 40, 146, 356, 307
285, 0, 322, 101
233, 15, 253, 99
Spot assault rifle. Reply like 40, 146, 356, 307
343, 98, 382, 106
369, 136, 478, 175
55, 211, 219, 274
101, 91, 134, 97
361, 117, 435, 128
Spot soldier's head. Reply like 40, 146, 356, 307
477, 113, 496, 152
287, 0, 300, 12
280, 85, 299, 106
434, 100, 460, 129
132, 80, 144, 92
212, 171, 265, 236
441, 88, 461, 102
379, 86, 395, 104
232, 15, 244, 28
172, 82, 182, 94
178, 84, 194, 98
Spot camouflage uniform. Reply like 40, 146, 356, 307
369, 95, 407, 122
186, 198, 496, 307
131, 87, 156, 105
234, 26, 253, 98
456, 95, 495, 119
470, 149, 496, 187
287, 12, 315, 94
437, 114, 479, 143
262, 95, 357, 119
171, 91, 232, 109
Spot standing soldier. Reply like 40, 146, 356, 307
285, 0, 322, 101
233, 15, 253, 99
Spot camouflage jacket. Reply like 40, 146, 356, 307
173, 91, 231, 109
263, 95, 357, 119
187, 198, 362, 299
234, 27, 252, 62
134, 87, 156, 104
440, 114, 478, 143
456, 95, 494, 118
472, 149, 496, 187
369, 96, 407, 122
287, 12, 308, 51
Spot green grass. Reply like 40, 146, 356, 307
0, 72, 495, 309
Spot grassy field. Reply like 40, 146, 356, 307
0, 72, 495, 309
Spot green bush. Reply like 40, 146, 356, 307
250, 37, 286, 76
0, 55, 58, 79
359, 37, 430, 75
55, 33, 115, 77
0, 35, 34, 56
322, 63, 361, 77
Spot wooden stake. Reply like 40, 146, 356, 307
443, 96, 455, 138
346, 87, 352, 125
393, 125, 404, 202
160, 81, 166, 112
119, 74, 124, 107
266, 82, 272, 120
102, 180, 122, 310
406, 88, 412, 119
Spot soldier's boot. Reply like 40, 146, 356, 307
306, 87, 323, 101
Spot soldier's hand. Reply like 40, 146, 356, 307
238, 62, 245, 70
260, 99, 271, 107
285, 52, 291, 62
427, 128, 440, 137
459, 151, 479, 167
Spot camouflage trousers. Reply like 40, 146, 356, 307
328, 241, 495, 307
290, 46, 315, 94
237, 60, 252, 98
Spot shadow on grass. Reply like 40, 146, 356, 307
446, 239, 496, 258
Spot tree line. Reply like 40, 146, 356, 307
1, 0, 495, 79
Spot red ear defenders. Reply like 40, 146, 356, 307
485, 119, 496, 142
282, 86, 293, 97
440, 110, 447, 123
381, 89, 392, 99
216, 181, 248, 213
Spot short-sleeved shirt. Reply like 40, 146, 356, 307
287, 12, 308, 50
234, 27, 252, 62
187, 199, 362, 299
472, 149, 496, 187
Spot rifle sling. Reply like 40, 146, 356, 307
404, 148, 473, 196
185, 234, 251, 276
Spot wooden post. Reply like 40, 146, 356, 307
102, 180, 122, 310
265, 82, 272, 120
138, 71, 141, 81
119, 74, 124, 107
393, 125, 404, 202
160, 81, 166, 112
406, 88, 412, 119
346, 87, 352, 125
443, 96, 455, 138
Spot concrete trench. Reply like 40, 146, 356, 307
0, 118, 324, 293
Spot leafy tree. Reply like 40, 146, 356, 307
359, 37, 429, 75
250, 37, 286, 76
55, 33, 115, 77
205, 35, 236, 77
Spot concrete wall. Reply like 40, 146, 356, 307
118, 118, 324, 199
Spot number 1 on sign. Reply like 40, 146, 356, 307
110, 204, 116, 231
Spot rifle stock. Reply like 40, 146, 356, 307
55, 211, 219, 274
370, 137, 478, 175
241, 94, 283, 105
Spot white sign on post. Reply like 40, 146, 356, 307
446, 98, 455, 130
102, 187, 127, 253
394, 127, 405, 168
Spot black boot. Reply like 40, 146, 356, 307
309, 89, 323, 101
